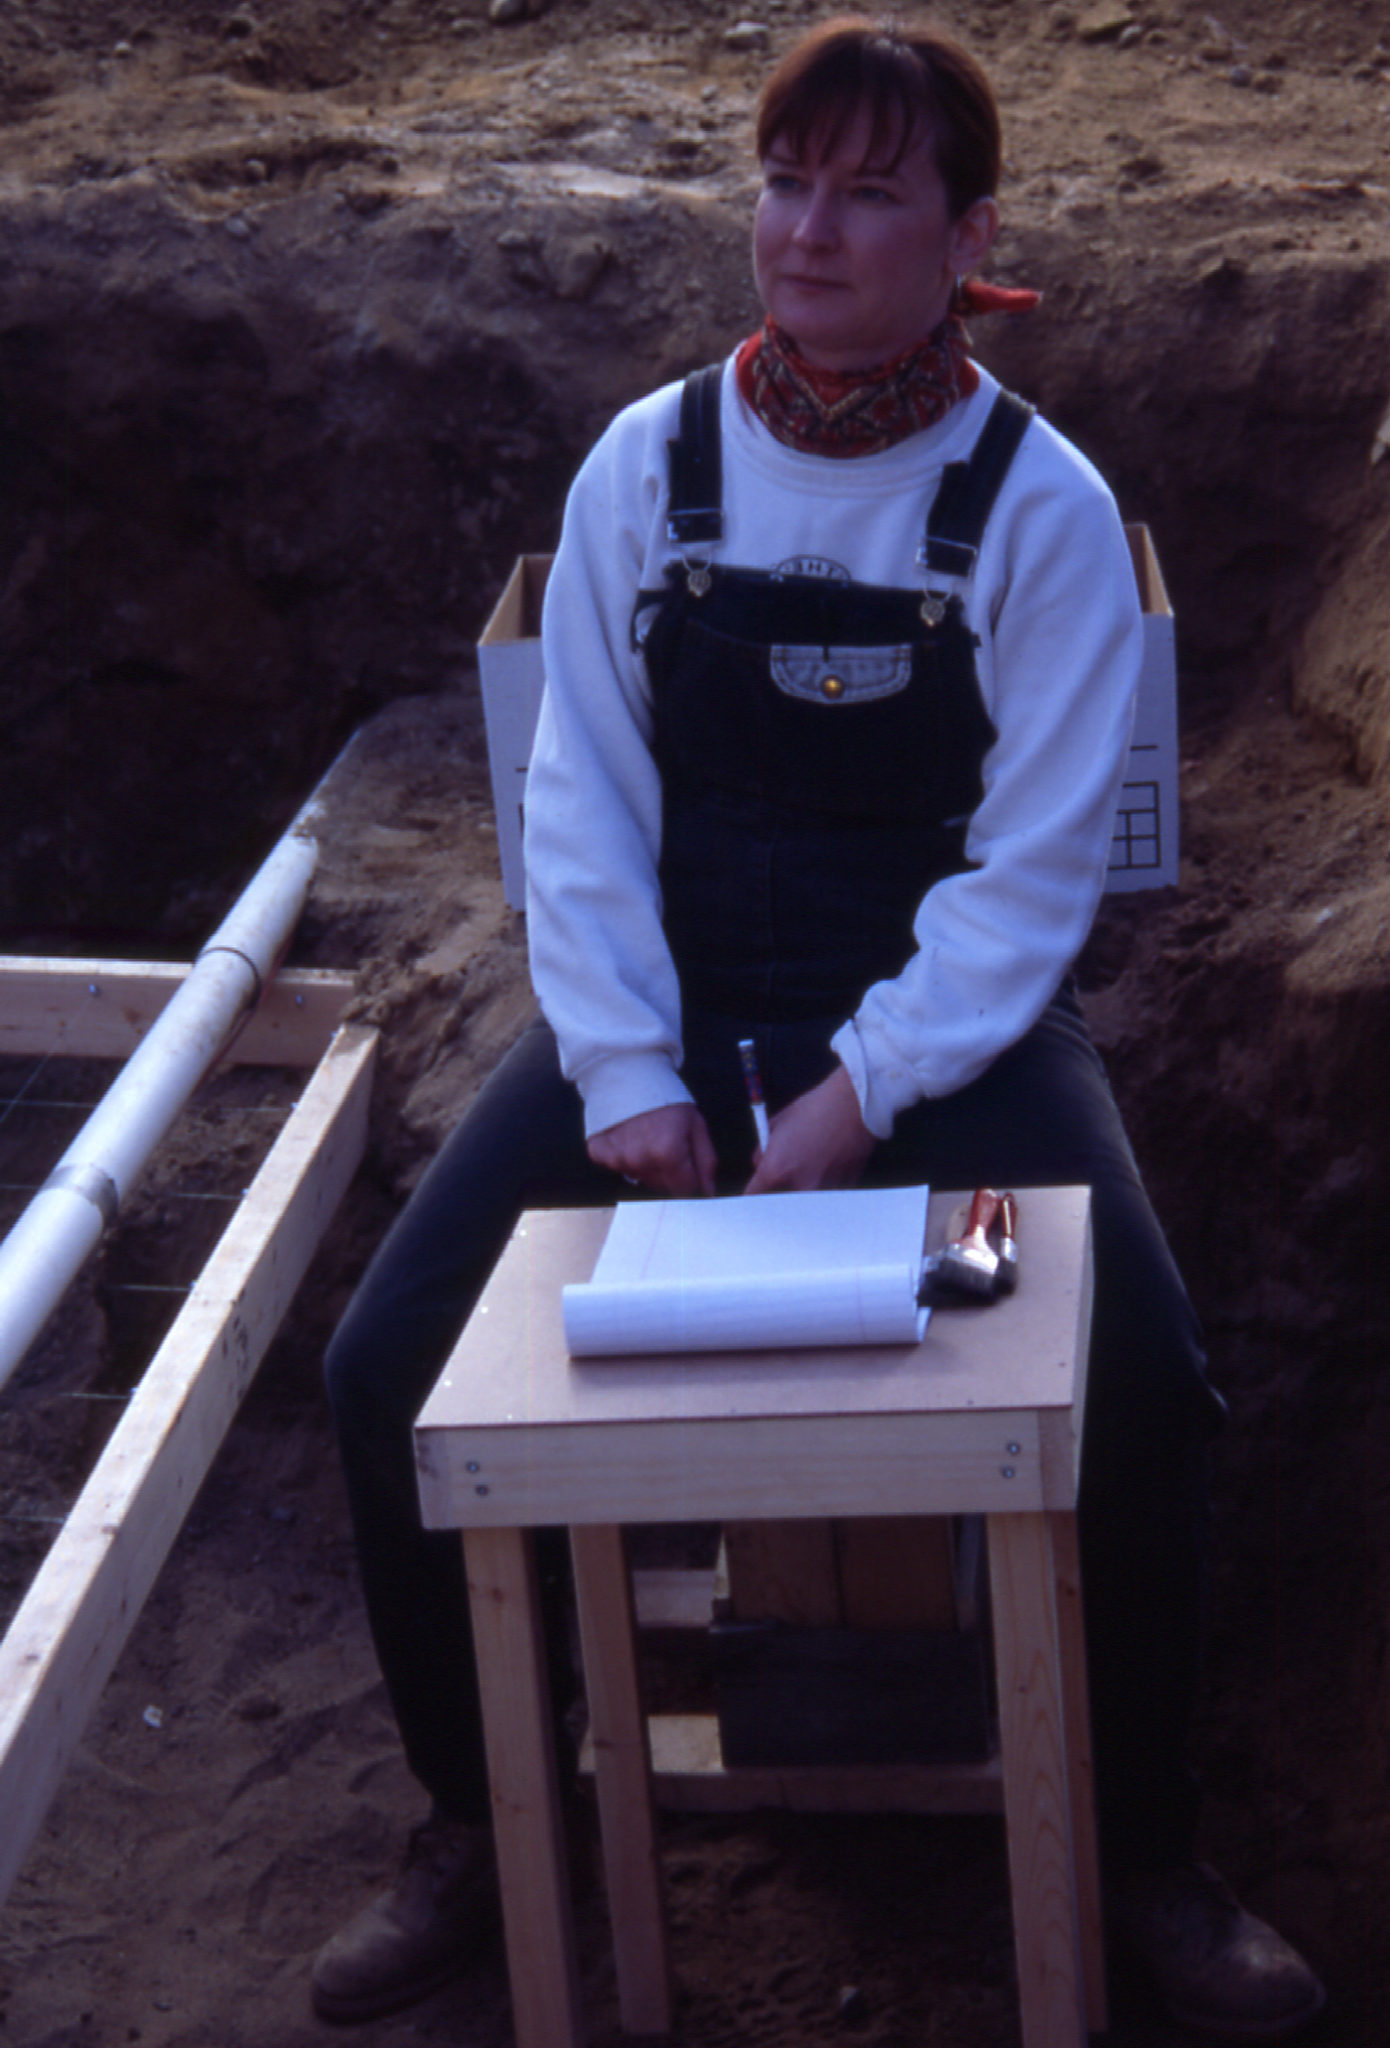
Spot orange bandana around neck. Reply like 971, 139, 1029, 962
736, 281, 1040, 458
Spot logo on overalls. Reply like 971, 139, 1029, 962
772, 556, 852, 583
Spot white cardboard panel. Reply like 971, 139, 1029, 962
478, 554, 553, 909
1109, 525, 1180, 892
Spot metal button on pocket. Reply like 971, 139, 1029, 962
770, 646, 912, 703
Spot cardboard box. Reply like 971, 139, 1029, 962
1111, 524, 1180, 892
477, 553, 553, 910
476, 532, 1178, 910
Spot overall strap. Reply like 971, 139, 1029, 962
663, 368, 1032, 577
921, 389, 1035, 579
666, 362, 725, 546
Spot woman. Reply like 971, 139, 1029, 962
316, 20, 1324, 2039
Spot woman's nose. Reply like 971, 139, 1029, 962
792, 185, 838, 248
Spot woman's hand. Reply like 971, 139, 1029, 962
588, 1103, 718, 1196
744, 1064, 877, 1193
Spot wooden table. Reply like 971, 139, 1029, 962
414, 1187, 1104, 2048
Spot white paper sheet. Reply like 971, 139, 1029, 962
562, 1185, 930, 1357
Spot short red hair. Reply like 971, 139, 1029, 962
755, 16, 1002, 220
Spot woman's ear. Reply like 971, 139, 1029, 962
950, 195, 1000, 278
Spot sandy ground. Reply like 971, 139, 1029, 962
4, 3, 1390, 2044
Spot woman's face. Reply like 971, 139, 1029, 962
753, 105, 998, 372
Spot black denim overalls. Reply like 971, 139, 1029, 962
634, 366, 1034, 1031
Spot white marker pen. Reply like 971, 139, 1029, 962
737, 1038, 770, 1151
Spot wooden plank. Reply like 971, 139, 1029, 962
569, 1524, 673, 2036
580, 1712, 1004, 1815
1049, 1510, 1107, 2031
632, 1565, 716, 1633
465, 1527, 584, 2048
0, 1023, 377, 1909
987, 1509, 1088, 2048
222, 969, 358, 1067
419, 1406, 1049, 1528
835, 1516, 960, 1630
0, 958, 355, 1066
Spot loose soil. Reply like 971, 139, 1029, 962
3, 3, 1390, 2044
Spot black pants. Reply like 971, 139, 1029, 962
325, 987, 1223, 1872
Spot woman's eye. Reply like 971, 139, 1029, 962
853, 184, 895, 204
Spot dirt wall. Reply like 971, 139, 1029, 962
5, 155, 1390, 938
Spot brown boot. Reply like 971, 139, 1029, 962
1109, 1860, 1326, 2040
311, 1815, 497, 2024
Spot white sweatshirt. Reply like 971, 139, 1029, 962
525, 354, 1142, 1141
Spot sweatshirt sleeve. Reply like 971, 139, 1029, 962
832, 426, 1144, 1135
523, 400, 693, 1139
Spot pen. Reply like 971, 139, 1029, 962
737, 1038, 770, 1151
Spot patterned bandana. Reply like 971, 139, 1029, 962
736, 280, 1040, 458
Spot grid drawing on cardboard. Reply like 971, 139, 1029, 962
1110, 776, 1162, 872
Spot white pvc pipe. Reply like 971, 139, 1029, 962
0, 812, 323, 1393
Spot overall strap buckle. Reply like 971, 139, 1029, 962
666, 362, 725, 589
919, 390, 1036, 597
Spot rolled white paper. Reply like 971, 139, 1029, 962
561, 1185, 931, 1358
563, 1262, 926, 1356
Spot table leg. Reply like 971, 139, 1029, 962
464, 1526, 584, 2048
987, 1508, 1101, 2048
570, 1523, 674, 2036
1050, 1509, 1107, 2031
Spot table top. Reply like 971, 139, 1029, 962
415, 1187, 1092, 1530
